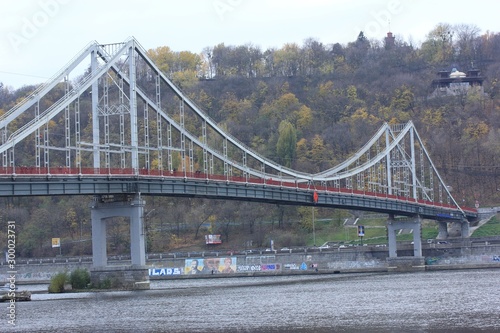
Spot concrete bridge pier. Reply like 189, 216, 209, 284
90, 194, 150, 290
437, 221, 449, 239
461, 221, 470, 238
437, 220, 470, 239
386, 214, 425, 272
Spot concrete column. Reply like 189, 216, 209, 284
91, 208, 107, 267
387, 219, 398, 258
412, 221, 422, 257
437, 221, 448, 239
461, 221, 470, 238
90, 195, 146, 268
130, 195, 145, 266
387, 215, 423, 258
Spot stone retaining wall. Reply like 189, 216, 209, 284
2, 245, 499, 283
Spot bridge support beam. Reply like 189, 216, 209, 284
90, 194, 149, 289
387, 214, 422, 258
437, 220, 470, 239
437, 221, 449, 239
91, 211, 107, 267
461, 221, 470, 238
437, 221, 448, 239
386, 215, 425, 272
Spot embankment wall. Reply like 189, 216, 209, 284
2, 244, 499, 283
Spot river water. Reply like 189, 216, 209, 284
4, 269, 500, 332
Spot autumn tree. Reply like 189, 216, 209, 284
274, 43, 302, 76
276, 120, 297, 168
302, 38, 334, 75
257, 92, 303, 154
419, 23, 455, 65
147, 46, 201, 80
18, 207, 53, 257
345, 31, 370, 69
310, 135, 331, 171
297, 206, 314, 233
454, 24, 481, 66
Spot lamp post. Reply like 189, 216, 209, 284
312, 207, 316, 247
143, 209, 156, 233
80, 218, 86, 241
144, 209, 156, 252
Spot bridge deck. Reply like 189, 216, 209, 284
0, 167, 478, 222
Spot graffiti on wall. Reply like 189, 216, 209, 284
236, 263, 281, 273
185, 257, 236, 275
148, 268, 183, 276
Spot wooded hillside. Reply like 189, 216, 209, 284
1, 23, 499, 257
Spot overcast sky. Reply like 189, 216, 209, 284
1, 0, 500, 89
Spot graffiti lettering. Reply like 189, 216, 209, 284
149, 268, 182, 276
261, 264, 280, 271
237, 265, 261, 272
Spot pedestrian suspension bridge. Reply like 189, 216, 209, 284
0, 38, 478, 283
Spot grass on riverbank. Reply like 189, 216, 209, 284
160, 213, 500, 253
305, 216, 440, 246
471, 215, 500, 237
311, 214, 500, 247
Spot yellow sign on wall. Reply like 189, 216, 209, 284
52, 238, 61, 248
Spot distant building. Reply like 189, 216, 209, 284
431, 68, 484, 97
384, 32, 396, 49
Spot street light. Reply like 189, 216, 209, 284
80, 218, 86, 241
312, 207, 316, 247
143, 209, 156, 253
143, 209, 156, 235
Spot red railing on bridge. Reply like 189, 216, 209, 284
0, 166, 476, 214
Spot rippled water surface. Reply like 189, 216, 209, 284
6, 269, 500, 332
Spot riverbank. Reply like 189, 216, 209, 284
3, 240, 499, 284
12, 261, 500, 286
